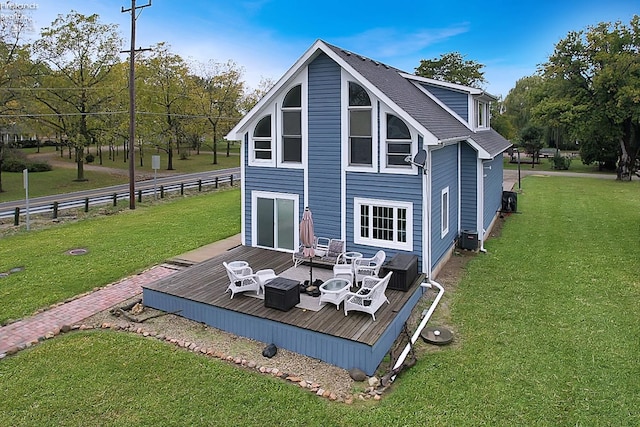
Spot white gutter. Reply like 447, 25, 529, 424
389, 279, 445, 382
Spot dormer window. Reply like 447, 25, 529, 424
348, 82, 372, 166
282, 85, 302, 163
475, 100, 489, 129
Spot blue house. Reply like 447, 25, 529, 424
226, 40, 511, 278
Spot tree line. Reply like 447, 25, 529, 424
416, 16, 639, 180
1, 10, 638, 192
495, 16, 639, 180
0, 10, 271, 190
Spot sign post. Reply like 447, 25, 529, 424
23, 168, 30, 231
152, 155, 160, 199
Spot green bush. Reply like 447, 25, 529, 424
85, 153, 95, 163
27, 162, 52, 172
1, 148, 52, 172
551, 152, 571, 170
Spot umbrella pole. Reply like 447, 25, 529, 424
309, 257, 313, 286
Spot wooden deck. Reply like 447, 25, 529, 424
143, 245, 427, 375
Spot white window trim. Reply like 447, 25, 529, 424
342, 70, 377, 173
276, 71, 307, 169
248, 113, 276, 167
441, 186, 450, 238
251, 190, 300, 252
354, 197, 413, 251
474, 99, 489, 130
380, 105, 418, 175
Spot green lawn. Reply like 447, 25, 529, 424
1, 167, 130, 201
0, 177, 638, 426
0, 146, 240, 202
0, 189, 241, 324
502, 154, 614, 174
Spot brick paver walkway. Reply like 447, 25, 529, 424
0, 265, 178, 355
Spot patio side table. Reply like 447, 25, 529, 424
319, 278, 351, 309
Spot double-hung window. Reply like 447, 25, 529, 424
252, 115, 272, 162
354, 198, 412, 251
386, 114, 412, 168
348, 82, 372, 166
282, 85, 302, 163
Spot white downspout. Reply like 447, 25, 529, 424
389, 147, 445, 382
390, 279, 444, 382
480, 160, 491, 253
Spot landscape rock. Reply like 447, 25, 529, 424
368, 376, 380, 388
348, 367, 367, 382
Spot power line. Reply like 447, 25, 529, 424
0, 111, 241, 120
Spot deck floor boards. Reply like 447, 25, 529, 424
144, 245, 424, 346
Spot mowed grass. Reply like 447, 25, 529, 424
0, 167, 129, 200
502, 154, 615, 174
407, 176, 639, 425
0, 189, 240, 324
0, 176, 639, 426
0, 146, 240, 202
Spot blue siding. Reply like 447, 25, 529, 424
144, 285, 425, 376
345, 172, 424, 270
460, 143, 478, 231
421, 84, 469, 122
308, 53, 342, 238
483, 156, 503, 231
244, 165, 304, 246
430, 144, 459, 270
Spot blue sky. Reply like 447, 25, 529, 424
19, 0, 639, 98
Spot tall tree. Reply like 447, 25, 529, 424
415, 52, 486, 88
30, 11, 123, 181
503, 75, 545, 132
490, 98, 517, 141
537, 16, 640, 180
190, 59, 244, 164
138, 43, 191, 170
0, 10, 32, 192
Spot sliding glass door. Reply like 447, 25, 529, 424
253, 192, 296, 251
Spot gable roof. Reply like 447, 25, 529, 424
226, 39, 511, 157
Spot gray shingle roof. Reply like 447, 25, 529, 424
323, 41, 511, 157
469, 129, 513, 158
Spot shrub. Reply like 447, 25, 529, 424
1, 148, 51, 172
85, 153, 95, 163
27, 162, 52, 172
551, 152, 571, 170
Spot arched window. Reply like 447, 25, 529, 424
252, 115, 272, 160
386, 114, 412, 167
348, 82, 372, 166
282, 85, 302, 163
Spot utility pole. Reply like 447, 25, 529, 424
121, 0, 151, 209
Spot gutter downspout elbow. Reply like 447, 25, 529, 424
479, 228, 487, 253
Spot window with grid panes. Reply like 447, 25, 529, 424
355, 198, 412, 250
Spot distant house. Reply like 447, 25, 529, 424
226, 39, 511, 278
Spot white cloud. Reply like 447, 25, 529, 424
334, 24, 470, 59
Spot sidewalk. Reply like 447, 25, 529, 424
0, 234, 242, 357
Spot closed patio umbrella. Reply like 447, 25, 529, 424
300, 207, 315, 286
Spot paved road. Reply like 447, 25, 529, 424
0, 168, 240, 213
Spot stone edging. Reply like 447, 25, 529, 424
0, 321, 388, 403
